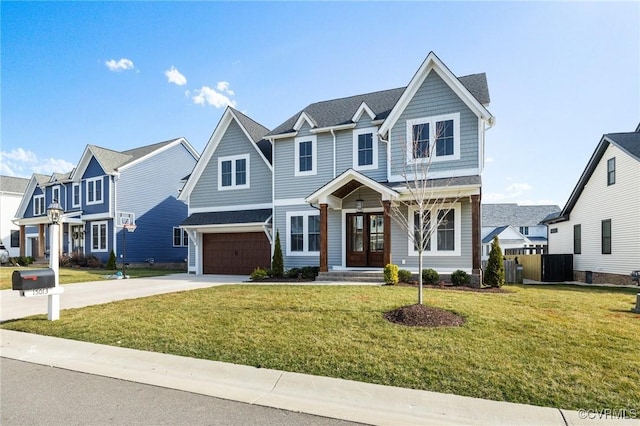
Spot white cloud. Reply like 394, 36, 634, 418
486, 157, 494, 163
0, 148, 74, 178
192, 85, 237, 108
165, 66, 187, 86
105, 58, 135, 72
216, 81, 235, 95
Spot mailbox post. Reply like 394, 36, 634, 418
47, 201, 63, 321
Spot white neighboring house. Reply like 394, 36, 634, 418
481, 203, 561, 259
544, 127, 640, 285
0, 175, 29, 257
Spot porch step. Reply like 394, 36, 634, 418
316, 271, 385, 283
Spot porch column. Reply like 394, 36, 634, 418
19, 225, 26, 257
383, 200, 391, 266
38, 224, 45, 259
319, 203, 328, 272
471, 194, 481, 274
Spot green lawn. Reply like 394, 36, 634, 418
2, 284, 639, 411
0, 266, 185, 290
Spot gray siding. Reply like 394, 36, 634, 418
335, 118, 387, 182
191, 120, 272, 209
389, 71, 479, 176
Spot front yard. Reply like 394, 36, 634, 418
2, 284, 638, 411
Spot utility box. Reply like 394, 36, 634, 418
12, 269, 56, 291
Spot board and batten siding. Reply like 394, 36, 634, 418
116, 142, 196, 263
388, 71, 479, 179
548, 144, 640, 275
190, 120, 272, 209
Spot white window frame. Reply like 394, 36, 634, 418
52, 185, 61, 204
86, 177, 104, 205
33, 194, 45, 216
406, 112, 460, 164
408, 202, 461, 257
286, 211, 320, 256
352, 127, 378, 171
90, 221, 108, 253
217, 154, 250, 191
72, 183, 81, 208
294, 135, 317, 177
173, 227, 189, 247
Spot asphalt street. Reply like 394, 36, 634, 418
0, 358, 362, 426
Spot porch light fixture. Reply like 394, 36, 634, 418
355, 188, 364, 212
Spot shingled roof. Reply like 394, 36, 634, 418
268, 73, 490, 137
230, 108, 272, 164
0, 175, 30, 193
482, 204, 561, 227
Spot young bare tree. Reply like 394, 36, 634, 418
387, 120, 464, 305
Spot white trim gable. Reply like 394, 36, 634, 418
14, 175, 41, 219
351, 102, 376, 123
378, 52, 494, 138
118, 138, 200, 172
178, 107, 271, 201
71, 146, 108, 182
293, 112, 317, 131
305, 168, 399, 207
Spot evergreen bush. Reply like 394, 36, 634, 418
106, 250, 117, 270
383, 264, 399, 285
271, 230, 284, 277
451, 269, 470, 286
422, 268, 439, 285
485, 236, 505, 287
398, 269, 413, 283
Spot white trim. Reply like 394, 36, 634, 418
85, 176, 104, 205
388, 167, 480, 183
90, 220, 108, 253
285, 211, 320, 256
310, 123, 356, 134
293, 112, 316, 131
352, 102, 376, 123
72, 183, 81, 208
183, 223, 268, 234
51, 185, 61, 204
81, 212, 112, 221
340, 207, 385, 268
273, 198, 307, 207
33, 194, 45, 216
118, 138, 200, 172
407, 202, 461, 257
406, 112, 460, 164
217, 153, 250, 191
294, 135, 317, 177
189, 203, 272, 214
305, 169, 398, 205
173, 226, 189, 247
352, 127, 379, 171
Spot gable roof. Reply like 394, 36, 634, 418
482, 225, 508, 244
181, 208, 272, 227
178, 107, 271, 202
545, 129, 640, 224
0, 175, 30, 194
482, 225, 532, 245
267, 52, 492, 137
482, 204, 561, 227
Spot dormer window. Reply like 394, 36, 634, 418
353, 127, 378, 170
295, 135, 317, 176
218, 154, 249, 190
406, 113, 460, 163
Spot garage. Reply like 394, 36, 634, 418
203, 232, 270, 275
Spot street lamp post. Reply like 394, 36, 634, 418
46, 200, 63, 321
121, 223, 136, 278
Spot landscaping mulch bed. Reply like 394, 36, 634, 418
384, 303, 465, 327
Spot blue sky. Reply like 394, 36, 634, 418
2, 1, 638, 208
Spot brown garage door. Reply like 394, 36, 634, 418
203, 232, 270, 275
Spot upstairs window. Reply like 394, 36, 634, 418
607, 158, 615, 186
406, 113, 460, 163
86, 177, 103, 205
33, 194, 45, 216
519, 226, 529, 235
72, 183, 81, 207
52, 186, 61, 204
294, 135, 317, 176
353, 127, 378, 170
218, 154, 249, 190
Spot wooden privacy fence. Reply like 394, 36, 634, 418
481, 259, 520, 283
505, 254, 542, 282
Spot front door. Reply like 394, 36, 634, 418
346, 213, 385, 267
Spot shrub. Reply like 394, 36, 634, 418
398, 269, 413, 283
383, 264, 399, 285
485, 236, 505, 287
451, 269, 470, 286
287, 268, 302, 279
300, 266, 319, 280
422, 268, 439, 285
271, 230, 284, 278
250, 267, 269, 281
106, 250, 118, 270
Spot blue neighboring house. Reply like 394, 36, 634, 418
180, 52, 495, 280
13, 138, 199, 266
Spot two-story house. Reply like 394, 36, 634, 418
544, 126, 640, 285
13, 138, 199, 266
180, 52, 494, 279
0, 175, 30, 257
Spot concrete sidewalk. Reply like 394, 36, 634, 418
1, 275, 637, 425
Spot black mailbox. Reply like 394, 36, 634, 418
12, 269, 56, 291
